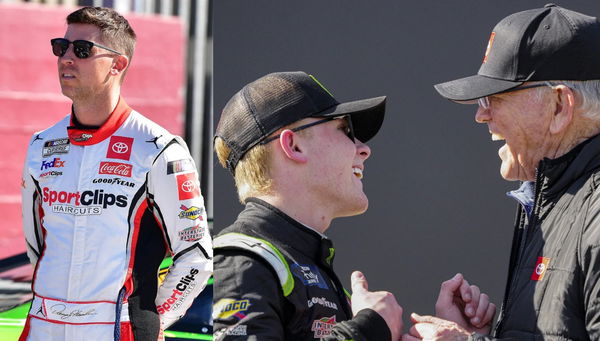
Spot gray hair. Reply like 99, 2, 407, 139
534, 80, 600, 120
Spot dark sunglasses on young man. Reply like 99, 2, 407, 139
261, 115, 355, 145
51, 38, 122, 59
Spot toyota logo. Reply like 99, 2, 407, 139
182, 180, 195, 193
112, 142, 129, 154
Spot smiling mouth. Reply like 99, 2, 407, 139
352, 167, 363, 179
61, 73, 76, 79
491, 133, 505, 141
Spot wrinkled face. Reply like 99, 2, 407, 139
475, 87, 554, 181
300, 117, 372, 216
58, 24, 118, 100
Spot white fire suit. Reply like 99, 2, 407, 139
20, 98, 212, 341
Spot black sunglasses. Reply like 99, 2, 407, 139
51, 38, 122, 59
261, 115, 355, 145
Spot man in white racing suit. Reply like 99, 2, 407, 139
19, 7, 212, 341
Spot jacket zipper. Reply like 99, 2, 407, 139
496, 166, 544, 335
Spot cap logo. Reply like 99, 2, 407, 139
309, 75, 334, 98
483, 32, 496, 63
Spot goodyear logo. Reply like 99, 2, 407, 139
178, 205, 204, 220
213, 298, 251, 320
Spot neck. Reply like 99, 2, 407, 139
547, 116, 600, 160
71, 90, 120, 126
255, 193, 332, 234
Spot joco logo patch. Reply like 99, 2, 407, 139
213, 299, 251, 320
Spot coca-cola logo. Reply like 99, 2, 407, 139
112, 142, 129, 154
99, 162, 132, 177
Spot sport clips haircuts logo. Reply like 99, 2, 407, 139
157, 268, 199, 314
42, 187, 127, 216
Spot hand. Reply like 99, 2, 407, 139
351, 271, 404, 341
403, 313, 471, 341
435, 273, 495, 334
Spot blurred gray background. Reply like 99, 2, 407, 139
213, 0, 600, 328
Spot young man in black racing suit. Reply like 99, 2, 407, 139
213, 72, 494, 340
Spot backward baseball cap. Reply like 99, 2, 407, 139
434, 4, 600, 101
215, 71, 386, 174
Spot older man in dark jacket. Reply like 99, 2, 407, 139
407, 4, 600, 341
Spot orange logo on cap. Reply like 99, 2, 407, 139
483, 32, 496, 63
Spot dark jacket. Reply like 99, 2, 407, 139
472, 134, 600, 340
213, 198, 390, 341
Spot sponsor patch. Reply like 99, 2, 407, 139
31, 134, 43, 145
157, 268, 199, 314
291, 264, 328, 289
42, 138, 70, 157
41, 157, 65, 170
178, 224, 204, 242
73, 133, 93, 142
307, 297, 338, 310
106, 136, 133, 160
92, 177, 135, 188
531, 256, 550, 281
99, 162, 132, 177
225, 325, 247, 336
213, 299, 251, 320
178, 205, 204, 220
167, 159, 195, 175
146, 135, 162, 149
39, 170, 63, 179
42, 187, 127, 215
311, 315, 336, 338
176, 173, 200, 200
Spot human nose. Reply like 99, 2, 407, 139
59, 45, 76, 65
355, 140, 371, 160
475, 106, 491, 124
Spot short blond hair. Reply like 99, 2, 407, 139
215, 137, 273, 203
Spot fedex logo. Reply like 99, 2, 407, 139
41, 158, 65, 170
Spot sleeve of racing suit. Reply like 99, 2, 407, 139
213, 249, 286, 341
324, 308, 391, 341
21, 136, 42, 266
147, 140, 213, 329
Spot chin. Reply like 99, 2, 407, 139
340, 196, 369, 217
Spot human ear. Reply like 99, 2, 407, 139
279, 130, 308, 163
549, 85, 575, 135
110, 55, 129, 76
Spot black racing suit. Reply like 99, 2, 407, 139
470, 134, 600, 340
213, 198, 390, 340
